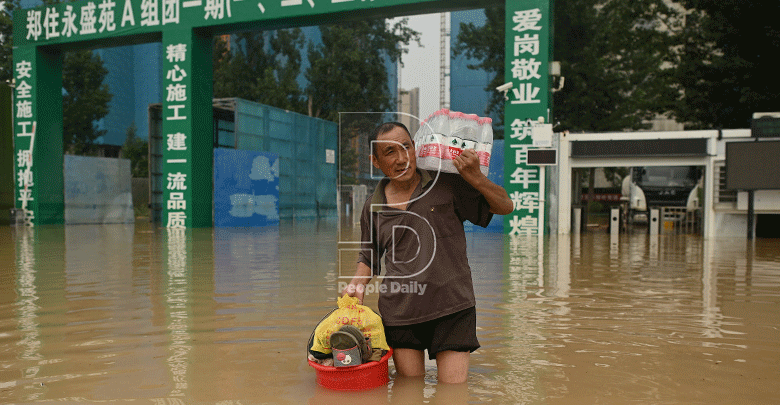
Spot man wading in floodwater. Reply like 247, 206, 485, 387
342, 122, 512, 384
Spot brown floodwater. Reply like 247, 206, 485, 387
0, 221, 778, 404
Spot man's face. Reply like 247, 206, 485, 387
370, 127, 417, 182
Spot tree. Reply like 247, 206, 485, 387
453, 1, 683, 134
6, 0, 113, 154
672, 1, 780, 129
305, 18, 419, 122
554, 0, 682, 132
0, 0, 21, 84
306, 18, 419, 184
212, 28, 306, 113
62, 50, 113, 155
121, 122, 148, 178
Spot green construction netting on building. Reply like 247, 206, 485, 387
149, 98, 337, 223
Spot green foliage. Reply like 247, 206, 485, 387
604, 167, 629, 188
454, 1, 684, 133
588, 200, 605, 213
337, 114, 377, 185
554, 0, 682, 132
672, 1, 780, 129
212, 21, 418, 184
212, 29, 306, 112
121, 123, 148, 178
62, 50, 112, 155
0, 0, 20, 84
3, 1, 112, 155
305, 18, 420, 122
305, 19, 419, 183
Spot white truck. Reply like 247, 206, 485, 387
621, 166, 702, 223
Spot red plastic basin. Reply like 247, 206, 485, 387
308, 349, 393, 391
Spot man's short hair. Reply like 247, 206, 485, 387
369, 122, 412, 157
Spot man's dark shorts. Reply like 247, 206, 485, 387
384, 306, 479, 360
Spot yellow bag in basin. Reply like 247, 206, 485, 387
310, 295, 390, 354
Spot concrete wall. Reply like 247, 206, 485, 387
711, 212, 747, 237
64, 155, 134, 224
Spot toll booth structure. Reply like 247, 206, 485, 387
549, 128, 780, 239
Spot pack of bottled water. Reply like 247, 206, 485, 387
413, 109, 493, 176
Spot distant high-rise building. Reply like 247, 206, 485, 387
94, 44, 162, 146
398, 87, 421, 136
449, 9, 499, 127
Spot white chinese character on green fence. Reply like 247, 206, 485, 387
98, 0, 117, 32
281, 0, 316, 8
509, 119, 531, 141
511, 58, 541, 81
17, 150, 32, 169
17, 168, 34, 188
509, 166, 539, 189
513, 8, 542, 32
16, 101, 32, 119
166, 43, 187, 62
510, 191, 540, 213
167, 105, 187, 120
167, 192, 186, 210
16, 61, 32, 78
163, 0, 180, 24
80, 2, 98, 34
509, 215, 538, 236
44, 7, 60, 39
511, 83, 541, 104
18, 189, 34, 209
205, 0, 230, 19
141, 0, 160, 26
62, 5, 79, 37
167, 133, 187, 150
16, 121, 36, 137
166, 84, 187, 102
514, 34, 539, 56
513, 146, 528, 165
166, 65, 187, 81
167, 211, 187, 228
24, 209, 35, 226
26, 10, 42, 40
167, 172, 187, 190
15, 81, 32, 98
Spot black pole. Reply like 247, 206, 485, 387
747, 189, 755, 240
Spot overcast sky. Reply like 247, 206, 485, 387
392, 13, 445, 121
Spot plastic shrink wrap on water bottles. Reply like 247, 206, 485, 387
443, 112, 463, 172
430, 109, 450, 171
414, 116, 431, 169
416, 109, 448, 171
412, 109, 493, 175
477, 117, 494, 176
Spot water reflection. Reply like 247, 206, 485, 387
0, 224, 778, 404
165, 228, 191, 398
15, 228, 40, 399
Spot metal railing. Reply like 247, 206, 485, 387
659, 206, 702, 235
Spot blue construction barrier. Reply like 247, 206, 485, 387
214, 149, 280, 227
